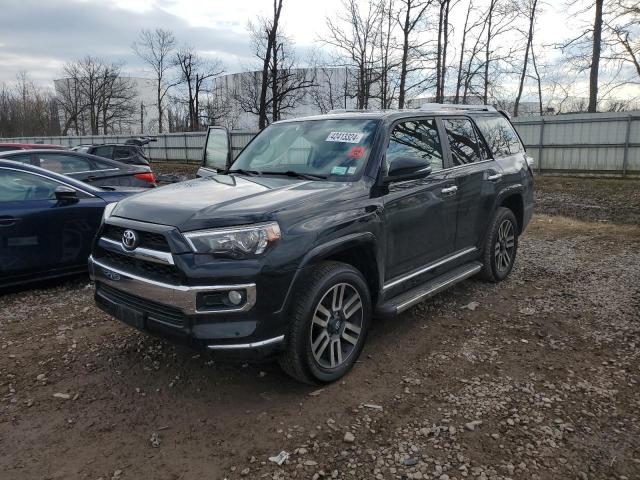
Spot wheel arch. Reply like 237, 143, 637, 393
494, 185, 525, 234
282, 233, 382, 312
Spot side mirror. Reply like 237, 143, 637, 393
384, 156, 432, 184
54, 185, 78, 204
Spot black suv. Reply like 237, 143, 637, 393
89, 106, 534, 384
74, 139, 151, 166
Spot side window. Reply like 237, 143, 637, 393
474, 116, 524, 157
443, 118, 482, 166
0, 169, 62, 202
5, 153, 33, 164
92, 146, 114, 159
386, 119, 443, 171
114, 146, 132, 159
36, 153, 92, 173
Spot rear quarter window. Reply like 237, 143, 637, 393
474, 116, 523, 157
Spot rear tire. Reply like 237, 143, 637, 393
480, 207, 518, 282
278, 261, 371, 384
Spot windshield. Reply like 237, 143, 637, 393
230, 119, 379, 180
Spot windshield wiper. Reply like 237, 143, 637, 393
226, 168, 262, 176
261, 170, 328, 181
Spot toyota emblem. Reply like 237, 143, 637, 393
121, 229, 139, 250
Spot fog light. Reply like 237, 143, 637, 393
228, 290, 243, 306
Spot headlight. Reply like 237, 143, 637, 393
102, 202, 118, 222
183, 222, 281, 258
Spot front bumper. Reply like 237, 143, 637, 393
89, 256, 286, 358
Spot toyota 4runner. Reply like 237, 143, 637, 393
89, 105, 534, 384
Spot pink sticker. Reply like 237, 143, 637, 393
348, 146, 365, 159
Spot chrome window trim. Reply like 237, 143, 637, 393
439, 158, 493, 173
99, 237, 175, 265
89, 256, 256, 314
383, 246, 477, 291
0, 166, 96, 198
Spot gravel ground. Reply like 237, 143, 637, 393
1, 178, 639, 480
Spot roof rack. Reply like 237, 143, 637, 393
326, 108, 368, 114
418, 103, 496, 112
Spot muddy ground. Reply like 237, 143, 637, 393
1, 176, 639, 480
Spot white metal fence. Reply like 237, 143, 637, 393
2, 111, 639, 176
511, 112, 639, 176
0, 131, 259, 163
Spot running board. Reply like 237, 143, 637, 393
375, 261, 482, 317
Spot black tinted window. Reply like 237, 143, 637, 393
114, 146, 133, 159
92, 146, 114, 158
443, 118, 482, 166
386, 119, 443, 171
475, 116, 523, 157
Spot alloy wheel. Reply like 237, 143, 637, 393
309, 283, 363, 369
494, 219, 515, 272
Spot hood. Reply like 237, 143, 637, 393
110, 174, 355, 231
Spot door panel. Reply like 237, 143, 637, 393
441, 117, 500, 250
384, 172, 456, 279
0, 168, 104, 283
382, 118, 456, 281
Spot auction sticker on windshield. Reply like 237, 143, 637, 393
326, 132, 364, 143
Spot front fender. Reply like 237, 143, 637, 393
277, 231, 383, 317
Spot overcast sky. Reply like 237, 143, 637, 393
0, 0, 587, 89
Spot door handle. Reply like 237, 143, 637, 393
441, 185, 458, 196
487, 173, 503, 181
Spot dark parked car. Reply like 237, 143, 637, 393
75, 140, 151, 166
89, 105, 534, 383
0, 160, 140, 288
0, 149, 156, 188
0, 142, 67, 152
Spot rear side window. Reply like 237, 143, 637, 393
386, 119, 443, 171
114, 146, 133, 159
443, 118, 482, 166
474, 116, 523, 157
92, 146, 114, 158
36, 153, 92, 173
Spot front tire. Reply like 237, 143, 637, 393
278, 261, 371, 384
480, 207, 518, 282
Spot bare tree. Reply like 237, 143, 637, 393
513, 0, 539, 116
132, 28, 177, 133
236, 34, 316, 125
174, 47, 224, 131
0, 73, 60, 137
248, 0, 284, 129
588, 0, 605, 111
396, 0, 433, 108
435, 0, 452, 103
58, 57, 138, 135
308, 66, 350, 113
324, 0, 383, 109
